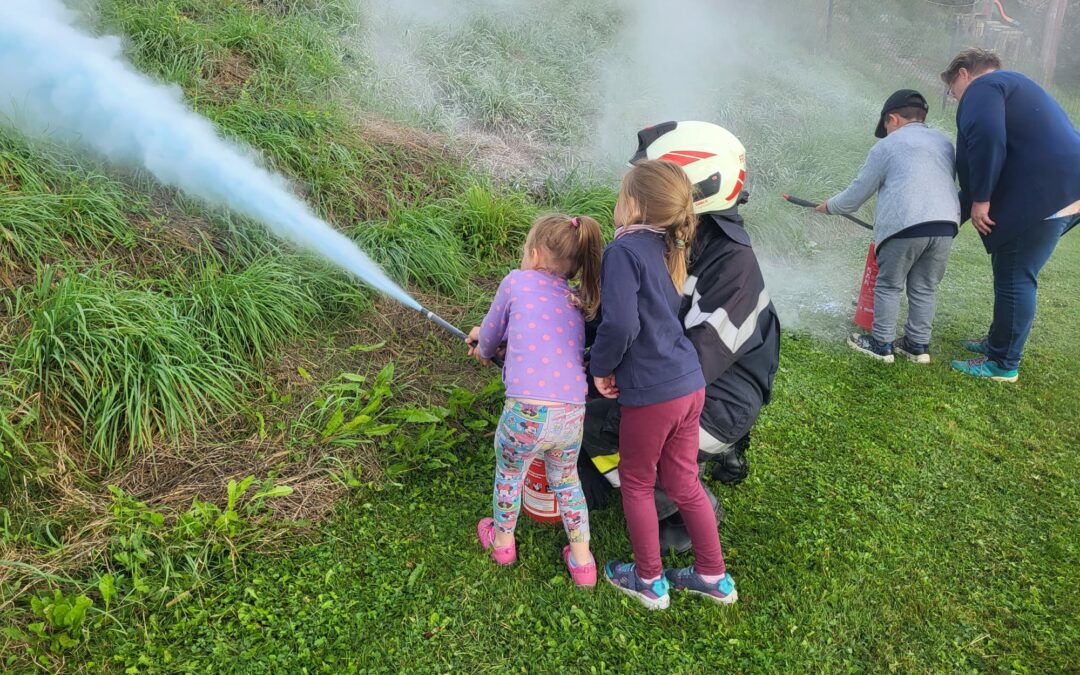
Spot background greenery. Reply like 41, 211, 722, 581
0, 0, 1076, 671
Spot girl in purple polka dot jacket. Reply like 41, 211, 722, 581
467, 214, 604, 587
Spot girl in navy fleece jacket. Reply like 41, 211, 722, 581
592, 160, 736, 610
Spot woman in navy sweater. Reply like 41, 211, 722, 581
943, 48, 1080, 381
591, 160, 736, 610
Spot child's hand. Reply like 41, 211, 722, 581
814, 201, 829, 214
466, 326, 490, 365
593, 374, 619, 399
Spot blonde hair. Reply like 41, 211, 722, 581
615, 159, 697, 291
523, 214, 603, 320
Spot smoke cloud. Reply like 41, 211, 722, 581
0, 0, 420, 311
355, 0, 886, 329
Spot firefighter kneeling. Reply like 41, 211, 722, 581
578, 121, 781, 553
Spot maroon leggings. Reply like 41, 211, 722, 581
619, 389, 725, 579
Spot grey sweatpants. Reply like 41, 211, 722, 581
872, 236, 953, 344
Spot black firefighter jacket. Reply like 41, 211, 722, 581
681, 212, 780, 448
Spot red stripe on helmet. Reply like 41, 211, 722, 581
724, 169, 747, 201
658, 150, 717, 166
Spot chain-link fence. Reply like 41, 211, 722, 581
814, 0, 1080, 124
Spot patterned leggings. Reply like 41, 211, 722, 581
492, 399, 590, 543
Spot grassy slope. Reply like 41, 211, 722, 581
0, 0, 1077, 671
93, 232, 1080, 672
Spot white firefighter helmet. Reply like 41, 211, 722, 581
629, 121, 747, 214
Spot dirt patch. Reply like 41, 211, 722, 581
357, 116, 449, 160
204, 52, 255, 99
452, 123, 549, 189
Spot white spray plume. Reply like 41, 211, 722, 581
0, 0, 420, 311
592, 0, 742, 169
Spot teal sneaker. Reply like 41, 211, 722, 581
664, 566, 738, 605
961, 336, 988, 355
951, 356, 1018, 382
604, 561, 670, 610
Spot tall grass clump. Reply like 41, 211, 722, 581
175, 255, 322, 364
350, 201, 471, 297
0, 132, 137, 267
403, 4, 621, 144
443, 183, 535, 262
542, 177, 618, 236
288, 256, 375, 321
0, 383, 44, 504
12, 268, 246, 471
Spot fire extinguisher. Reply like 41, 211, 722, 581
522, 458, 561, 524
783, 194, 876, 329
854, 242, 879, 331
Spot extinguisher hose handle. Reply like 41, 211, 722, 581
783, 193, 873, 231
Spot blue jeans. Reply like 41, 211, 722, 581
987, 214, 1078, 370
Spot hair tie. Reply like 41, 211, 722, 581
569, 217, 580, 229
675, 238, 686, 249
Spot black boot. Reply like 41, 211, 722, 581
658, 488, 725, 555
708, 433, 750, 485
658, 513, 693, 554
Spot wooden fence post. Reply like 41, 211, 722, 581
1040, 0, 1068, 87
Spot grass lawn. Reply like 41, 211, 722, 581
2, 1, 1078, 671
83, 231, 1079, 672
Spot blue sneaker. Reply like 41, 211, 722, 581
951, 356, 1019, 383
604, 561, 670, 610
664, 566, 738, 605
847, 333, 894, 363
961, 336, 988, 355
894, 335, 931, 364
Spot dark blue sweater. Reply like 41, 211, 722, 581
956, 70, 1080, 252
589, 232, 705, 407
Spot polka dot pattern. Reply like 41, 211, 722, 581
473, 269, 588, 404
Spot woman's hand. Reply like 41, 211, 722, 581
593, 374, 619, 399
466, 326, 490, 365
971, 201, 995, 235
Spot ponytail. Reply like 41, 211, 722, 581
523, 213, 604, 320
619, 159, 698, 292
573, 216, 603, 320
664, 194, 696, 292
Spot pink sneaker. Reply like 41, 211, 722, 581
477, 517, 516, 565
563, 545, 596, 587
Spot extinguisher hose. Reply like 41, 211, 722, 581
783, 194, 873, 231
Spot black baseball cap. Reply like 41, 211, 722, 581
875, 89, 929, 138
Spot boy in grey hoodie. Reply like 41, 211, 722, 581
818, 89, 960, 364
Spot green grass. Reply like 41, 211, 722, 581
0, 132, 139, 269
362, 1, 621, 144
1, 0, 1078, 671
0, 383, 43, 505
174, 254, 321, 364
12, 268, 246, 471
47, 233, 1071, 673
